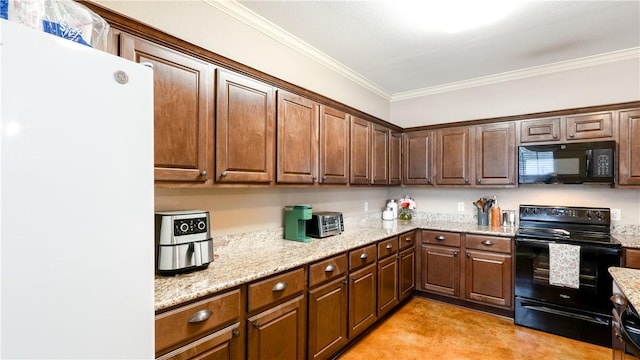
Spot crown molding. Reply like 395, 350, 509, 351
203, 0, 392, 100
391, 47, 640, 102
202, 1, 638, 104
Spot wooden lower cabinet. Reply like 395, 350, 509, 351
308, 277, 348, 360
247, 295, 306, 360
465, 250, 512, 308
420, 244, 460, 297
377, 254, 399, 317
399, 247, 416, 301
348, 263, 377, 338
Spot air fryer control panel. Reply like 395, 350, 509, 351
174, 217, 208, 236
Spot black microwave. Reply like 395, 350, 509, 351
518, 141, 615, 184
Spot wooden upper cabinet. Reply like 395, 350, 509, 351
475, 122, 516, 186
520, 111, 614, 144
371, 124, 390, 185
435, 126, 472, 186
520, 117, 561, 143
350, 117, 371, 185
403, 131, 433, 185
565, 111, 614, 140
216, 69, 275, 183
120, 32, 213, 183
319, 106, 349, 184
276, 91, 319, 184
618, 108, 640, 186
389, 132, 402, 185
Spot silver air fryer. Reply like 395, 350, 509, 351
155, 210, 214, 276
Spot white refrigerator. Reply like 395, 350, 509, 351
0, 19, 154, 358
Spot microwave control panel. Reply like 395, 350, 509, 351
593, 149, 613, 177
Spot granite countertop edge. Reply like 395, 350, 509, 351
154, 218, 516, 312
609, 267, 640, 310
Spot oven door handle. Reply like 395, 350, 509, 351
522, 304, 610, 326
515, 238, 621, 255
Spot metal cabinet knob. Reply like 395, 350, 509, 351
569, 133, 575, 138
453, 251, 459, 256
188, 309, 212, 324
272, 281, 287, 292
360, 253, 368, 260
467, 252, 471, 258
322, 176, 327, 180
324, 264, 335, 272
311, 176, 317, 181
200, 170, 207, 177
553, 133, 558, 139
476, 178, 481, 184
481, 240, 494, 246
465, 178, 469, 184
385, 244, 393, 249
232, 328, 240, 337
220, 171, 228, 177
404, 237, 412, 242
435, 236, 446, 241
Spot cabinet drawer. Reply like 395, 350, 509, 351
378, 236, 399, 259
422, 230, 461, 247
624, 248, 640, 269
398, 231, 416, 250
248, 267, 305, 313
349, 244, 377, 271
309, 253, 347, 287
155, 288, 241, 356
465, 234, 512, 254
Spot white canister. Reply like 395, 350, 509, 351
382, 207, 394, 220
386, 199, 398, 219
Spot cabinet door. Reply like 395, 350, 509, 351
350, 116, 370, 184
403, 131, 433, 185
389, 132, 402, 185
247, 295, 305, 360
399, 248, 416, 302
276, 90, 319, 184
475, 122, 516, 186
465, 250, 512, 308
120, 33, 212, 183
519, 117, 561, 143
565, 111, 614, 140
619, 109, 640, 186
319, 106, 349, 184
420, 244, 460, 297
377, 255, 399, 317
348, 263, 377, 338
308, 277, 348, 360
216, 69, 274, 183
435, 126, 472, 185
157, 323, 241, 360
371, 124, 390, 185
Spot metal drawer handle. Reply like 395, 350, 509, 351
386, 244, 393, 249
272, 281, 287, 292
404, 237, 412, 242
360, 253, 369, 260
481, 240, 494, 246
188, 309, 212, 324
435, 236, 446, 241
324, 264, 335, 272
453, 251, 459, 256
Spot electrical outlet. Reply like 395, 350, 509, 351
457, 202, 465, 212
364, 202, 369, 212
611, 208, 621, 221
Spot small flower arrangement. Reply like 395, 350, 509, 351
398, 195, 416, 220
399, 195, 417, 210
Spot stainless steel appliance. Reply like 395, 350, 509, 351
612, 281, 640, 358
306, 211, 344, 238
155, 210, 214, 275
514, 205, 621, 347
518, 141, 615, 184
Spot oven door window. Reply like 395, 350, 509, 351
515, 240, 620, 313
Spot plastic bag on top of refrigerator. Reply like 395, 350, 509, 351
0, 0, 109, 50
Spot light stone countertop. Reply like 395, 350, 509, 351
609, 267, 640, 311
614, 234, 640, 249
154, 215, 516, 312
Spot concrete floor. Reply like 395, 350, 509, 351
338, 297, 610, 360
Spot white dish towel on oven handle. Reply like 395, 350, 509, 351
548, 243, 580, 289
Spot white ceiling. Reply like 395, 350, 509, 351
223, 0, 640, 100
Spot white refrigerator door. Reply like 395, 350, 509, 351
0, 20, 154, 359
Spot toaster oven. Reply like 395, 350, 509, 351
306, 211, 343, 238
